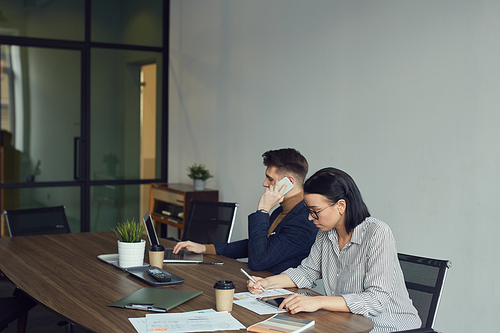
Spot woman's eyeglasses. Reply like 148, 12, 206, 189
303, 201, 336, 220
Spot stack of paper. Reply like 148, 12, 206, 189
147, 311, 244, 332
129, 310, 245, 333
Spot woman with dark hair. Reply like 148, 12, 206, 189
247, 167, 421, 333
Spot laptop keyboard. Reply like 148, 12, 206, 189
165, 249, 185, 260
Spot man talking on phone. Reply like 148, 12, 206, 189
173, 148, 318, 274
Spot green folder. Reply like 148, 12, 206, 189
109, 288, 203, 311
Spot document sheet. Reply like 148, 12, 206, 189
145, 311, 245, 332
233, 288, 294, 315
129, 309, 245, 333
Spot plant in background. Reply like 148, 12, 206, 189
111, 218, 144, 243
187, 163, 213, 181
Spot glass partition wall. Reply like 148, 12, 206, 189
0, 0, 168, 236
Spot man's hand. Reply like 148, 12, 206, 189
173, 241, 206, 254
257, 183, 287, 212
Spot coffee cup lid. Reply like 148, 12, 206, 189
213, 280, 235, 289
149, 244, 165, 251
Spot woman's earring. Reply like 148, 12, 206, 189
339, 211, 343, 215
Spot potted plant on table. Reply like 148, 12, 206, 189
187, 163, 213, 191
112, 218, 146, 268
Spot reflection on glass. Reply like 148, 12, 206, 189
1, 45, 13, 133
91, 48, 162, 181
0, 0, 84, 41
90, 184, 145, 232
0, 46, 81, 183
1, 187, 80, 236
91, 0, 163, 47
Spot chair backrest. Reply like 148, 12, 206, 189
398, 253, 451, 328
3, 206, 71, 237
182, 200, 238, 244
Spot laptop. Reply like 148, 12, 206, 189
143, 211, 204, 263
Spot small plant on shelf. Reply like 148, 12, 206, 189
187, 163, 213, 181
111, 218, 144, 243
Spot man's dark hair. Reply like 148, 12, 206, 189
304, 167, 370, 234
262, 148, 308, 185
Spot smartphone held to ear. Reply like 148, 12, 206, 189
278, 177, 294, 195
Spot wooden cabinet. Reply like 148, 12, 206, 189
149, 183, 218, 238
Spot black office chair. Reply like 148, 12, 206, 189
180, 200, 238, 244
395, 253, 451, 332
0, 287, 36, 333
2, 206, 73, 332
3, 205, 71, 237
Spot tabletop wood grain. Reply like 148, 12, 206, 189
0, 231, 373, 333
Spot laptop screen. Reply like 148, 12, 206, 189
143, 211, 159, 247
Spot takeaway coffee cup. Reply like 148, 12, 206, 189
148, 244, 165, 268
213, 280, 236, 311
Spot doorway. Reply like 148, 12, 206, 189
140, 64, 157, 216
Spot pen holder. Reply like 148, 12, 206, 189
213, 280, 235, 311
148, 245, 165, 269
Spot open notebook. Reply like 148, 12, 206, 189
143, 211, 204, 263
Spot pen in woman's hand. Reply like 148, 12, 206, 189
240, 268, 266, 292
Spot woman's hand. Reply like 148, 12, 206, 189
247, 273, 297, 295
246, 276, 268, 294
172, 241, 206, 254
279, 294, 322, 314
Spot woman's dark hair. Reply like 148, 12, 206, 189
304, 167, 370, 234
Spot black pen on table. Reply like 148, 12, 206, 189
198, 261, 224, 265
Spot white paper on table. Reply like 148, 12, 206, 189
128, 317, 147, 333
129, 309, 217, 333
145, 311, 245, 332
233, 288, 293, 315
233, 288, 293, 301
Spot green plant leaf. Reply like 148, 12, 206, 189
111, 218, 145, 243
187, 163, 213, 180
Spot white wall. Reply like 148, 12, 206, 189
168, 1, 500, 332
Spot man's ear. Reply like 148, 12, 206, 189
287, 175, 296, 185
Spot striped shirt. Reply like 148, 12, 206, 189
283, 217, 421, 333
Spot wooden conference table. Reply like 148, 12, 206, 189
0, 231, 373, 333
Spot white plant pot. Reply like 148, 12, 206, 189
117, 239, 146, 268
193, 179, 206, 191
